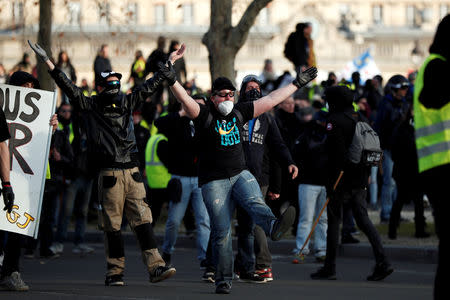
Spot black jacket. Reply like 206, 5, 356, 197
50, 68, 164, 170
374, 94, 410, 150
242, 113, 294, 187
325, 86, 370, 190
155, 112, 198, 177
293, 120, 329, 186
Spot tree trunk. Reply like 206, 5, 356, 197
202, 0, 273, 85
36, 0, 54, 91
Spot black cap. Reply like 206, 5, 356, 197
8, 71, 40, 89
99, 70, 122, 84
211, 77, 235, 93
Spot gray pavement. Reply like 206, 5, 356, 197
1, 244, 435, 299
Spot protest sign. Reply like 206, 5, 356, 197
0, 83, 56, 238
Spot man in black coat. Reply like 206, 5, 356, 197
311, 86, 393, 281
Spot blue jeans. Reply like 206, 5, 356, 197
294, 184, 327, 257
162, 175, 210, 261
201, 170, 276, 287
55, 176, 93, 245
369, 166, 378, 207
380, 150, 397, 220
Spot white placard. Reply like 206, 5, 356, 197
0, 83, 56, 238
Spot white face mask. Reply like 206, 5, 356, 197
217, 100, 234, 116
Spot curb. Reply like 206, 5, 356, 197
68, 231, 438, 264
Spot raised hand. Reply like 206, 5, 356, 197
157, 61, 177, 86
169, 43, 186, 65
292, 66, 318, 89
28, 40, 49, 62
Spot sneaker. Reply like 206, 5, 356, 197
0, 272, 29, 291
162, 252, 171, 266
202, 268, 215, 283
150, 265, 176, 283
200, 259, 208, 270
315, 255, 326, 263
105, 274, 124, 286
39, 249, 60, 259
50, 242, 64, 254
238, 272, 267, 284
415, 231, 431, 238
310, 267, 336, 280
23, 249, 34, 259
367, 263, 394, 281
72, 244, 94, 255
255, 268, 273, 282
270, 206, 296, 241
215, 282, 231, 294
341, 235, 360, 244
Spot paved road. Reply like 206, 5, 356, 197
1, 242, 435, 299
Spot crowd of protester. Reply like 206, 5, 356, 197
0, 14, 448, 299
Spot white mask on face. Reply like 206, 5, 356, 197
218, 100, 234, 116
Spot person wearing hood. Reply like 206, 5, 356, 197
374, 74, 410, 223
158, 45, 316, 294
233, 75, 298, 283
413, 14, 450, 300
311, 86, 393, 282
28, 41, 177, 286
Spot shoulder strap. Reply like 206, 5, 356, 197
234, 109, 244, 124
204, 112, 213, 129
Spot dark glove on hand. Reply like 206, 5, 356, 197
292, 66, 318, 89
28, 40, 49, 62
1, 183, 14, 213
167, 178, 182, 203
157, 61, 177, 86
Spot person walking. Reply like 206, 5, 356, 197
311, 86, 393, 281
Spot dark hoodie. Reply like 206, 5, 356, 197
418, 14, 450, 109
324, 86, 369, 189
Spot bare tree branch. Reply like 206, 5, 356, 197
230, 0, 273, 49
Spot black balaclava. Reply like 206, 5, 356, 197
239, 75, 262, 102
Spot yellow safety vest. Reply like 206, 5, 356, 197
133, 59, 146, 79
145, 134, 171, 188
58, 123, 74, 144
414, 53, 450, 173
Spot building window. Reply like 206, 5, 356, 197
440, 4, 449, 20
68, 1, 81, 26
183, 4, 193, 25
372, 5, 383, 25
127, 3, 138, 24
155, 4, 166, 25
99, 2, 110, 26
406, 5, 416, 27
12, 1, 24, 25
258, 7, 270, 26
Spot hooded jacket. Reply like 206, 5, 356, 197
324, 86, 370, 189
418, 14, 450, 109
50, 68, 164, 170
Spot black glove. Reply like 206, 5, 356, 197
167, 178, 182, 203
1, 183, 14, 213
157, 61, 177, 86
292, 66, 318, 89
28, 40, 50, 62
